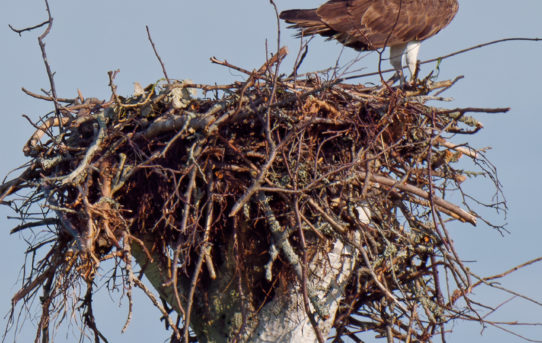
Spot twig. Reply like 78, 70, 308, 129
9, 20, 50, 35
356, 240, 409, 314
21, 87, 75, 103
146, 25, 171, 84
210, 56, 253, 76
229, 131, 292, 217
307, 198, 346, 233
258, 46, 288, 74
37, 0, 61, 122
472, 257, 542, 290
10, 218, 59, 234
433, 75, 464, 97
436, 138, 479, 159
368, 173, 477, 225
437, 107, 510, 115
290, 42, 310, 78
11, 266, 55, 307
132, 275, 181, 340
0, 164, 38, 202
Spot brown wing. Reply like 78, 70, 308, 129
281, 0, 458, 50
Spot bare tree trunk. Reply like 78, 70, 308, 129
247, 233, 359, 343
132, 230, 360, 343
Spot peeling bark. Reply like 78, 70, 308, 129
132, 229, 359, 343
248, 233, 359, 343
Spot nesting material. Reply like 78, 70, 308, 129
1, 50, 508, 341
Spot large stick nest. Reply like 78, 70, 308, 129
1, 50, 508, 342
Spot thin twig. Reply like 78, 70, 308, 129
146, 25, 171, 84
229, 131, 293, 217
21, 87, 75, 103
9, 20, 50, 35
37, 0, 61, 122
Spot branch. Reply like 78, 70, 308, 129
437, 107, 510, 115
472, 257, 542, 289
229, 137, 284, 217
368, 173, 477, 225
130, 237, 186, 317
37, 0, 61, 120
21, 87, 75, 103
146, 25, 171, 84
9, 20, 50, 35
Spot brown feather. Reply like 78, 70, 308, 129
280, 0, 458, 50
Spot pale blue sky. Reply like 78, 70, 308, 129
1, 1, 541, 342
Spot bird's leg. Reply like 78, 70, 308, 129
387, 70, 404, 87
388, 43, 407, 87
405, 41, 421, 84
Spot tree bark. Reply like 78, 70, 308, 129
247, 233, 359, 343
132, 228, 360, 343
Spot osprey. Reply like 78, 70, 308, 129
280, 0, 458, 83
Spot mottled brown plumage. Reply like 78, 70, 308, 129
280, 0, 458, 81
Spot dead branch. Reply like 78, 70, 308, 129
146, 25, 171, 84
9, 20, 50, 35
37, 0, 61, 121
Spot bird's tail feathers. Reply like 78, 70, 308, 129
279, 9, 330, 37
